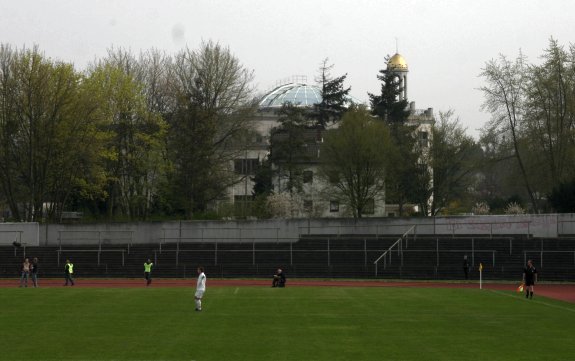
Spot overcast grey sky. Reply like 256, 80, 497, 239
1, 0, 574, 137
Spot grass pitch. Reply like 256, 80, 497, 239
1, 285, 574, 361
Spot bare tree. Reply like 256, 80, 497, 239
524, 39, 575, 190
167, 41, 257, 217
480, 53, 539, 213
430, 110, 480, 215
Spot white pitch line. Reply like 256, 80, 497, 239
488, 289, 575, 313
234, 287, 239, 295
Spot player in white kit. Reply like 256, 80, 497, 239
195, 267, 206, 311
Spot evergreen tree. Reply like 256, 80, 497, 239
270, 103, 311, 194
368, 57, 419, 215
368, 64, 410, 123
251, 157, 273, 197
312, 58, 351, 127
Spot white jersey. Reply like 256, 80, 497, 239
196, 272, 206, 291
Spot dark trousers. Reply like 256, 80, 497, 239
65, 273, 75, 286
145, 272, 152, 285
272, 277, 285, 287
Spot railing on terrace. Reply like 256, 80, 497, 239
160, 227, 290, 245
373, 226, 416, 276
153, 239, 380, 267
522, 250, 575, 268
299, 220, 532, 239
57, 230, 134, 247
56, 249, 126, 266
298, 224, 417, 238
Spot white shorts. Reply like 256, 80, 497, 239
195, 290, 205, 298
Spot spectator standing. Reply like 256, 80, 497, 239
30, 257, 39, 287
20, 258, 30, 287
463, 255, 469, 280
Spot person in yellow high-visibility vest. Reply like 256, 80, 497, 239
144, 259, 153, 287
64, 259, 75, 286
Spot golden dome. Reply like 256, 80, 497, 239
387, 53, 408, 71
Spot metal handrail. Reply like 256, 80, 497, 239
373, 225, 416, 276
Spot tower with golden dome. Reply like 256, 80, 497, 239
387, 53, 409, 101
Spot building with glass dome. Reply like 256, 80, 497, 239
229, 53, 435, 218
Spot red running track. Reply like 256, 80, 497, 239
2, 278, 575, 304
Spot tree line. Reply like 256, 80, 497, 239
1, 38, 574, 222
265, 39, 575, 218
0, 41, 257, 222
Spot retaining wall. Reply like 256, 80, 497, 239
2, 213, 575, 247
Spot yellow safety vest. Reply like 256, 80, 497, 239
67, 263, 74, 274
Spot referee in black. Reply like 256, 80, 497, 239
522, 259, 537, 299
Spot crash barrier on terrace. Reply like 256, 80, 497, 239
2, 233, 575, 280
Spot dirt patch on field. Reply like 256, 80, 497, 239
2, 278, 574, 303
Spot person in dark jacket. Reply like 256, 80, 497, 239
30, 257, 39, 288
523, 260, 537, 299
463, 255, 469, 280
272, 268, 286, 288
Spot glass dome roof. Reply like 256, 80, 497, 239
259, 83, 322, 109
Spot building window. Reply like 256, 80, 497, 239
362, 198, 375, 215
303, 170, 313, 184
419, 131, 429, 147
234, 159, 259, 175
303, 200, 313, 213
330, 201, 339, 213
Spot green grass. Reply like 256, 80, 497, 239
1, 286, 574, 361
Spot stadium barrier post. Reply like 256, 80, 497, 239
176, 241, 179, 267
492, 251, 495, 267
364, 239, 367, 266
327, 238, 330, 266
290, 242, 293, 265
472, 238, 475, 266
98, 231, 102, 266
